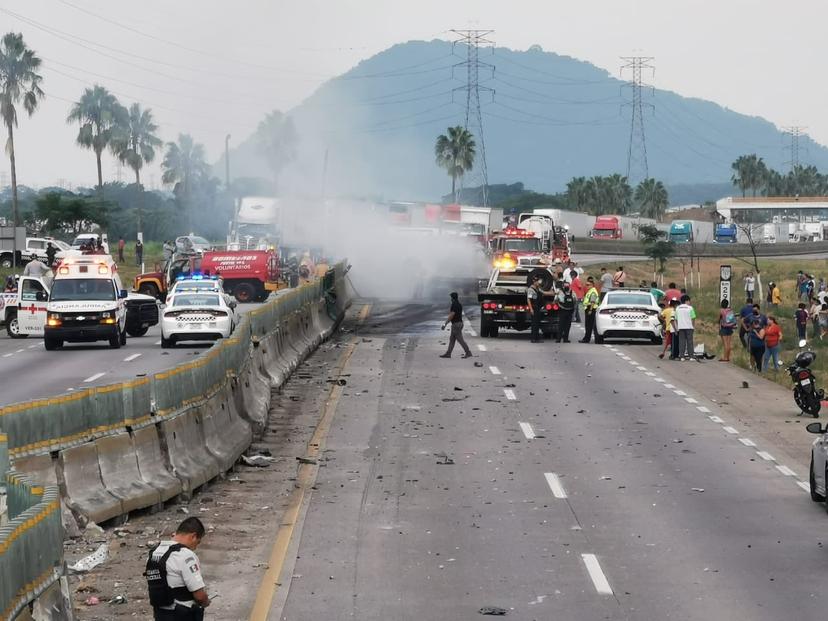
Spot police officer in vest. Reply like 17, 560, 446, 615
146, 517, 211, 620
555, 281, 576, 342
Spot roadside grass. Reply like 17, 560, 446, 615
583, 257, 828, 392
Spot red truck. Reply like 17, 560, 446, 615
134, 249, 287, 303
589, 216, 623, 239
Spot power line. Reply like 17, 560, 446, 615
452, 29, 495, 206
620, 56, 655, 184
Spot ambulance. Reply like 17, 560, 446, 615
43, 256, 128, 350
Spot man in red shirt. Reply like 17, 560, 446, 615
663, 282, 682, 305
569, 269, 585, 323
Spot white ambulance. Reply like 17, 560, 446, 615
44, 256, 128, 350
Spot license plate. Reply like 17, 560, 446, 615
801, 378, 811, 386
190, 323, 202, 330
624, 321, 636, 327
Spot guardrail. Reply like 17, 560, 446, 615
574, 239, 828, 257
0, 261, 349, 620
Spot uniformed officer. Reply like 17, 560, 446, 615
580, 276, 601, 343
555, 281, 576, 343
526, 274, 544, 343
146, 517, 211, 620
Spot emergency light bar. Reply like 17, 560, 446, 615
501, 227, 536, 238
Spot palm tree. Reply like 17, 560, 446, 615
565, 176, 589, 212
434, 126, 476, 201
67, 85, 127, 191
0, 33, 44, 244
731, 154, 767, 197
161, 133, 210, 231
254, 110, 297, 193
635, 178, 669, 221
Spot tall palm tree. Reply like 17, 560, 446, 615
66, 85, 127, 191
731, 154, 767, 197
635, 178, 669, 221
434, 126, 476, 201
161, 133, 210, 231
254, 110, 297, 193
565, 176, 589, 212
0, 33, 44, 244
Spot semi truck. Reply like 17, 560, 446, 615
589, 216, 622, 239
669, 221, 694, 244
713, 223, 737, 243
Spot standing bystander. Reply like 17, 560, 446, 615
718, 299, 736, 362
675, 294, 697, 361
117, 237, 125, 263
795, 303, 809, 342
744, 271, 755, 302
762, 315, 783, 372
580, 277, 600, 343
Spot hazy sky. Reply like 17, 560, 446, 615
1, 0, 823, 190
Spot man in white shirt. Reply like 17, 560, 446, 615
146, 517, 211, 620
744, 272, 755, 302
674, 294, 697, 361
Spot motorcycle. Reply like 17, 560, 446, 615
788, 340, 824, 417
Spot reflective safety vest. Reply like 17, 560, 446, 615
583, 286, 600, 311
145, 543, 195, 608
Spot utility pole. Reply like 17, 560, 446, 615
452, 29, 495, 207
783, 125, 806, 171
0, 171, 8, 190
620, 56, 655, 186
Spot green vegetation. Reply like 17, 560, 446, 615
434, 126, 476, 199
731, 153, 828, 198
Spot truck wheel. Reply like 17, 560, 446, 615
127, 326, 149, 337
480, 320, 490, 338
6, 313, 27, 339
44, 337, 62, 351
526, 268, 554, 290
234, 282, 256, 303
490, 325, 499, 338
0, 256, 12, 269
109, 330, 122, 349
138, 283, 159, 299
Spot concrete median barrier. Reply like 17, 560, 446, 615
59, 443, 123, 525
132, 425, 181, 503
96, 432, 162, 512
160, 408, 221, 497
202, 387, 252, 472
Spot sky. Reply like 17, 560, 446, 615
0, 0, 824, 190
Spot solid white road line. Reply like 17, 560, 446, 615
519, 422, 536, 439
776, 465, 797, 477
123, 353, 142, 362
544, 473, 567, 499
503, 388, 517, 400
708, 415, 724, 423
581, 554, 614, 595
739, 438, 757, 447
756, 451, 775, 461
684, 397, 699, 404
722, 426, 739, 435
489, 366, 501, 375
797, 481, 811, 492
83, 372, 106, 383
696, 406, 711, 413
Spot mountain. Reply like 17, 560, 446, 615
221, 40, 828, 203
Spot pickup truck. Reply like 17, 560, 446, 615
0, 237, 71, 268
1, 275, 160, 339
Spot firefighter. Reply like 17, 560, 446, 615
145, 517, 211, 620
555, 281, 576, 343
526, 274, 544, 343
579, 276, 601, 343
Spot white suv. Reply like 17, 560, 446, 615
594, 289, 662, 344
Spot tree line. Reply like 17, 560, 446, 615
0, 32, 297, 242
731, 154, 828, 198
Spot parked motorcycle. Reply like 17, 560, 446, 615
788, 340, 824, 417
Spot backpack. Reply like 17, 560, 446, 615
722, 310, 736, 327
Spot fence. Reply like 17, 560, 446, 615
0, 261, 349, 620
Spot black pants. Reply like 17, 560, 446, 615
557, 308, 573, 342
750, 345, 765, 371
738, 326, 747, 348
670, 331, 680, 359
582, 309, 596, 342
531, 308, 542, 341
154, 605, 204, 620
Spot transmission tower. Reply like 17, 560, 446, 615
451, 29, 495, 207
620, 56, 655, 185
783, 125, 807, 171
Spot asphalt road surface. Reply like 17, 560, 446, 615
271, 299, 828, 621
0, 299, 266, 407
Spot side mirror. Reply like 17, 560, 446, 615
229, 301, 237, 310
119, 289, 128, 299
806, 422, 826, 435
35, 291, 47, 302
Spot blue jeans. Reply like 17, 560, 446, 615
763, 345, 781, 371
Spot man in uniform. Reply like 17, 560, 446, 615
555, 281, 576, 343
440, 292, 472, 358
146, 517, 211, 620
580, 276, 601, 343
526, 274, 544, 343
45, 242, 57, 267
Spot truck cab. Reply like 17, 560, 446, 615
713, 223, 737, 243
590, 216, 622, 239
669, 221, 694, 244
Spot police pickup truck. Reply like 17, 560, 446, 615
2, 269, 159, 341
478, 266, 561, 339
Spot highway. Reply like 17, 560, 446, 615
264, 300, 828, 621
0, 300, 266, 407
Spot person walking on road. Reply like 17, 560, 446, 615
580, 277, 600, 343
146, 517, 211, 620
718, 298, 737, 362
555, 281, 576, 343
659, 298, 676, 359
612, 266, 627, 288
762, 315, 783, 372
135, 239, 144, 267
675, 294, 697, 361
117, 237, 125, 263
440, 292, 472, 358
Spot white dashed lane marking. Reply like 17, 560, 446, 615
15, 349, 24, 353
154, 340, 162, 345
636, 366, 647, 371
797, 481, 811, 492
708, 415, 724, 423
503, 388, 517, 400
2, 353, 12, 358
696, 406, 711, 413
83, 372, 106, 383
684, 397, 698, 404
756, 451, 775, 461
544, 473, 567, 499
776, 465, 798, 477
519, 422, 536, 440
581, 554, 614, 595
123, 353, 142, 362
653, 377, 665, 382
489, 366, 501, 375
738, 438, 757, 447
673, 389, 687, 396
664, 383, 676, 389
722, 426, 739, 435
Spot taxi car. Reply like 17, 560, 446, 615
594, 288, 662, 344
161, 287, 237, 348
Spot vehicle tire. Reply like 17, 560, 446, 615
138, 283, 159, 299
595, 334, 604, 344
44, 337, 61, 351
161, 335, 175, 349
651, 335, 663, 345
6, 312, 27, 339
811, 457, 826, 502
0, 255, 12, 269
526, 268, 554, 290
234, 282, 256, 303
480, 321, 490, 338
109, 330, 121, 349
490, 325, 499, 338
126, 326, 149, 337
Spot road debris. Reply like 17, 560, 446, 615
479, 606, 508, 615
68, 543, 108, 574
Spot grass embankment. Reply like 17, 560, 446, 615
586, 257, 828, 390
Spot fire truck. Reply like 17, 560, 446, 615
134, 249, 287, 303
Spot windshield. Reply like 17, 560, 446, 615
50, 278, 115, 301
190, 236, 210, 245
71, 236, 95, 247
606, 293, 653, 306
172, 294, 220, 307
503, 239, 540, 252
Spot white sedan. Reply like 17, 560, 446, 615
161, 291, 236, 348
594, 289, 662, 344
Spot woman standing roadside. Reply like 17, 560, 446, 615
718, 299, 736, 362
748, 319, 766, 372
762, 315, 782, 372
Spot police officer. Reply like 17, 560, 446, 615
146, 517, 211, 620
526, 274, 544, 343
580, 276, 600, 343
555, 281, 576, 343
45, 242, 57, 267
